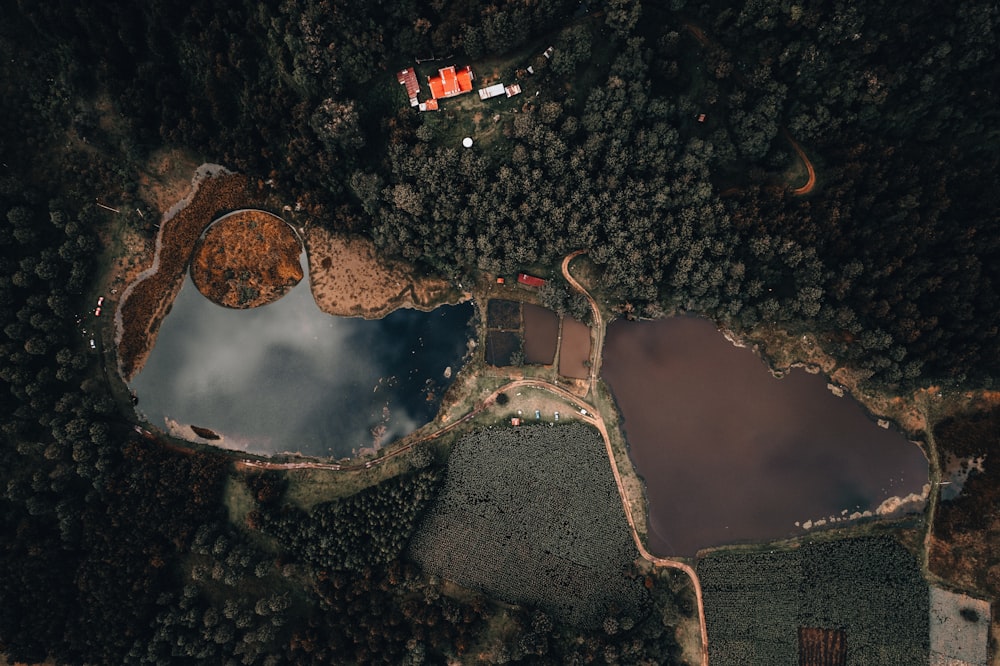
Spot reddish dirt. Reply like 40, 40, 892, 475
785, 130, 817, 195
191, 210, 303, 308
798, 627, 848, 666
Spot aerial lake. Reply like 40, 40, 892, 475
601, 316, 929, 557
130, 257, 473, 458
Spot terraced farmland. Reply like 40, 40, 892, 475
698, 536, 928, 665
408, 423, 648, 627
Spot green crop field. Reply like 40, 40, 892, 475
407, 423, 648, 627
698, 536, 929, 665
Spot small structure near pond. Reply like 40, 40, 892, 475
517, 272, 545, 287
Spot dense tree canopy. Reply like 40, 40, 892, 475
1, 0, 999, 661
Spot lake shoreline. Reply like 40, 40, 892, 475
116, 166, 464, 382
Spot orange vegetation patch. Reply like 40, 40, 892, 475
117, 171, 261, 381
191, 210, 303, 308
305, 226, 462, 319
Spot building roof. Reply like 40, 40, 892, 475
428, 65, 474, 99
479, 83, 506, 100
396, 68, 420, 106
517, 273, 546, 287
505, 84, 522, 97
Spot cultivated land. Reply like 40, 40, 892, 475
698, 536, 930, 666
408, 423, 649, 627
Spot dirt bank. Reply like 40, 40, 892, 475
305, 225, 463, 318
191, 210, 303, 308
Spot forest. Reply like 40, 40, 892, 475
1, 0, 998, 662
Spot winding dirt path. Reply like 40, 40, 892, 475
783, 129, 816, 195
560, 251, 709, 666
682, 20, 816, 198
562, 250, 604, 396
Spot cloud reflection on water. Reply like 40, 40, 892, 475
130, 263, 471, 458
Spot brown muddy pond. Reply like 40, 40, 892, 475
523, 304, 558, 364
559, 317, 591, 379
601, 316, 928, 557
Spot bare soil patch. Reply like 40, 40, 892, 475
798, 626, 847, 666
138, 147, 202, 214
191, 210, 303, 308
305, 226, 461, 318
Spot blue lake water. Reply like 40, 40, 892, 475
130, 260, 473, 458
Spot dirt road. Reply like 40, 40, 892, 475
562, 250, 605, 396
784, 129, 816, 195
559, 251, 709, 665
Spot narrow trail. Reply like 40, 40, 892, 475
561, 249, 604, 396
683, 20, 817, 198
783, 129, 816, 195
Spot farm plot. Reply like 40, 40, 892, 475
485, 329, 521, 366
698, 536, 929, 666
407, 423, 648, 627
486, 298, 522, 330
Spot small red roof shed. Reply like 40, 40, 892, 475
396, 68, 420, 106
517, 273, 546, 288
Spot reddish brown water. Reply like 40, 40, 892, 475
601, 317, 928, 557
523, 304, 559, 364
559, 317, 592, 379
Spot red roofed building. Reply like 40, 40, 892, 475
396, 68, 420, 106
428, 65, 474, 100
517, 273, 546, 288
